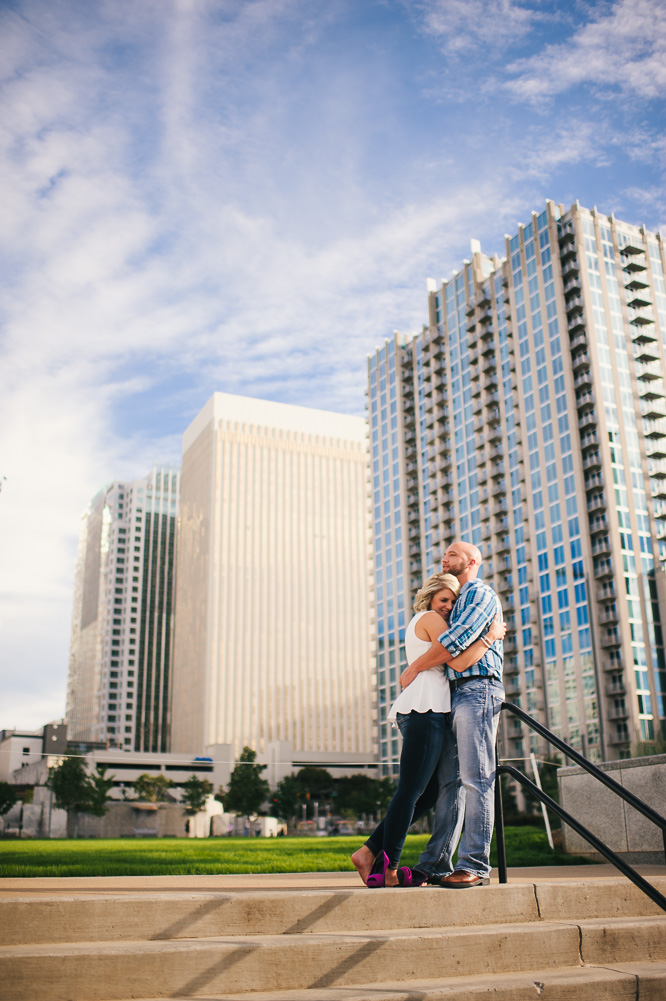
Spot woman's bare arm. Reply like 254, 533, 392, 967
400, 615, 506, 687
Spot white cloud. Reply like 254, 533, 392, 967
2, 0, 538, 728
407, 0, 541, 55
2, 0, 664, 731
505, 0, 666, 102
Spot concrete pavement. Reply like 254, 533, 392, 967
1, 863, 665, 895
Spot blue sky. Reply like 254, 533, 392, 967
1, 0, 665, 730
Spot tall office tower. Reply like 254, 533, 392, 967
67, 467, 180, 751
369, 200, 666, 775
170, 393, 374, 759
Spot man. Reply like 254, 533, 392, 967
400, 541, 504, 887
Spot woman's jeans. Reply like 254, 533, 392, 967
364, 710, 448, 870
418, 676, 504, 878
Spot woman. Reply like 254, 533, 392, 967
351, 572, 505, 888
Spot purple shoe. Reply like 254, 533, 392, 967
366, 851, 389, 888
397, 866, 428, 887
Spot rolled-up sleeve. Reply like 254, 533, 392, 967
439, 586, 499, 655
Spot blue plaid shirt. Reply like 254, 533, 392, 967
439, 578, 503, 681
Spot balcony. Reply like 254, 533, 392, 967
623, 259, 647, 274
610, 732, 631, 746
599, 606, 619, 625
627, 293, 652, 309
569, 331, 588, 351
583, 451, 602, 471
572, 351, 590, 372
625, 275, 649, 291
561, 255, 579, 277
568, 312, 586, 334
580, 430, 599, 450
608, 705, 630, 721
585, 472, 603, 490
633, 330, 659, 350
600, 628, 621, 647
594, 560, 614, 581
620, 240, 645, 257
637, 363, 663, 382
587, 493, 605, 512
644, 420, 666, 440
641, 398, 666, 421
591, 536, 611, 557
605, 681, 626, 696
504, 676, 522, 695
576, 390, 595, 410
574, 369, 592, 390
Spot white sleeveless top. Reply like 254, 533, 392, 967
387, 611, 451, 723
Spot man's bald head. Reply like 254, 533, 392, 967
441, 541, 482, 583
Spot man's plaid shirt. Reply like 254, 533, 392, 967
438, 578, 503, 681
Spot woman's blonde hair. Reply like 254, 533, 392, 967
413, 573, 461, 612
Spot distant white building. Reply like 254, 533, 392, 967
170, 393, 376, 763
66, 467, 180, 751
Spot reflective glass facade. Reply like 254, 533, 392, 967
67, 467, 180, 751
368, 201, 666, 772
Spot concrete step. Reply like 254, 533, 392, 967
2, 878, 665, 946
113, 962, 666, 1000
1, 915, 665, 1000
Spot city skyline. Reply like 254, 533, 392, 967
2, 0, 665, 727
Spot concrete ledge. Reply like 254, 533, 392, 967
107, 962, 666, 1001
0, 922, 583, 1001
0, 884, 539, 945
578, 916, 666, 964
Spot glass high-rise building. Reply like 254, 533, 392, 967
67, 467, 180, 751
369, 200, 666, 775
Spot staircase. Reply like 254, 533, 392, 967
1, 875, 665, 1000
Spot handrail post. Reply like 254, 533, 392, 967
495, 743, 507, 884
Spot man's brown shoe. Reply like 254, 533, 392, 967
439, 870, 489, 888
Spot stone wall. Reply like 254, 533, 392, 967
558, 753, 666, 864
0, 790, 188, 838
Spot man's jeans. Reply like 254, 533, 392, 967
364, 710, 447, 870
418, 677, 504, 878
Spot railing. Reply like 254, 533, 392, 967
494, 701, 666, 913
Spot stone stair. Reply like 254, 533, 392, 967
1, 877, 665, 1000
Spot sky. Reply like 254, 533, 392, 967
1, 0, 665, 731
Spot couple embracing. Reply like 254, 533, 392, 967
352, 541, 505, 889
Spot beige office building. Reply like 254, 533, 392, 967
171, 393, 374, 760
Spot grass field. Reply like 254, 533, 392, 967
0, 828, 595, 878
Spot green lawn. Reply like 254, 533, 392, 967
0, 829, 595, 878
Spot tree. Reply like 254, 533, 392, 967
181, 776, 213, 815
0, 781, 18, 817
133, 773, 173, 803
335, 774, 395, 818
273, 773, 302, 823
295, 766, 334, 809
220, 746, 270, 817
46, 757, 114, 837
87, 766, 115, 817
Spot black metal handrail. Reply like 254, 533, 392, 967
495, 701, 666, 913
